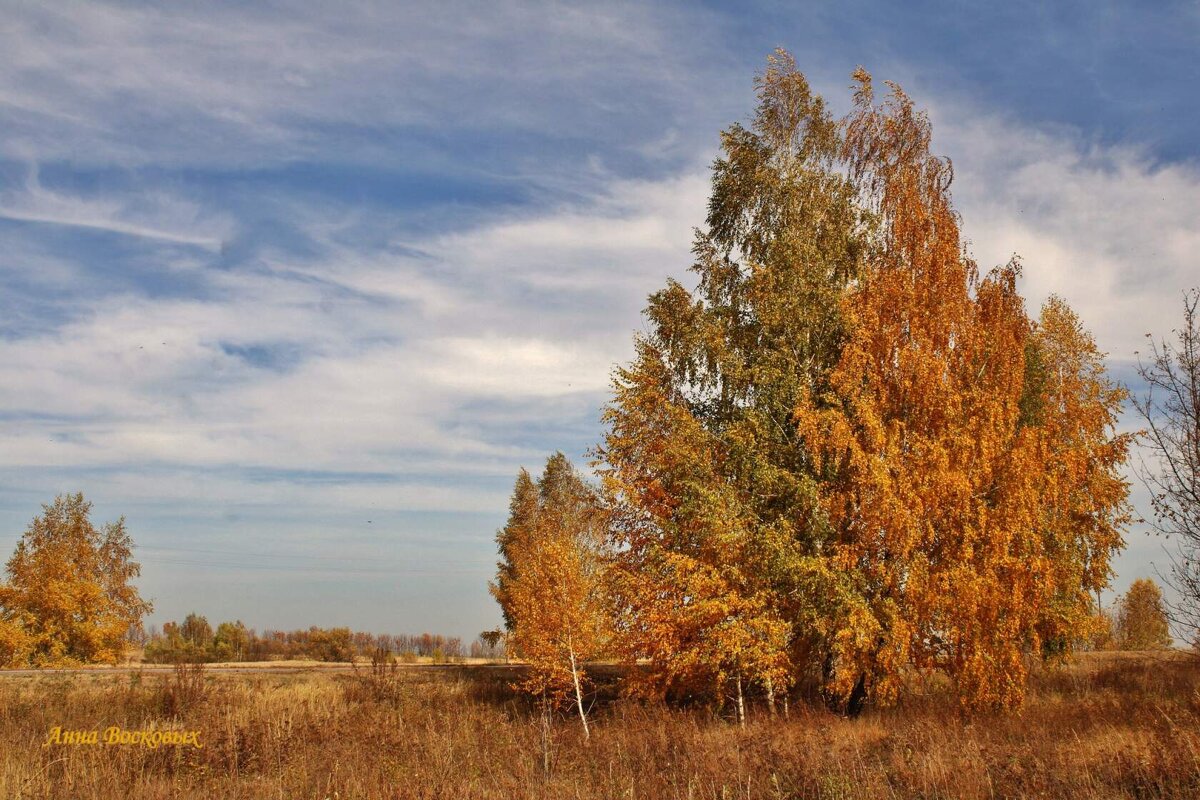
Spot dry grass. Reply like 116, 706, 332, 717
1, 651, 1197, 799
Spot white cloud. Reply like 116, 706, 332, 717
419, 336, 614, 397
0, 169, 233, 249
942, 112, 1200, 361
0, 1, 730, 170
425, 172, 707, 295
0, 165, 710, 491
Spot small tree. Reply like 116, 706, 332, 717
214, 620, 249, 662
1116, 579, 1172, 650
0, 493, 152, 666
491, 453, 610, 738
1135, 289, 1200, 643
180, 613, 214, 651
478, 629, 505, 660
308, 627, 354, 662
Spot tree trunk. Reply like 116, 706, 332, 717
822, 654, 870, 717
765, 676, 776, 716
540, 691, 551, 777
735, 674, 745, 728
845, 672, 868, 718
567, 638, 590, 741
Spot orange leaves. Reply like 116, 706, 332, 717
792, 71, 1131, 711
491, 454, 610, 705
595, 52, 1131, 716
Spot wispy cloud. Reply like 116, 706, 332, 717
0, 1, 731, 176
943, 109, 1200, 363
0, 171, 231, 249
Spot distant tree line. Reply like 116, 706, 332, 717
140, 614, 490, 664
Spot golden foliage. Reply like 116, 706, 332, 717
1116, 578, 1172, 650
600, 52, 1132, 713
0, 493, 152, 666
794, 71, 1131, 710
492, 454, 610, 717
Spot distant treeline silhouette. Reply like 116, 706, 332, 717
140, 613, 502, 663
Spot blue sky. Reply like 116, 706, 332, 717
1, 1, 1197, 641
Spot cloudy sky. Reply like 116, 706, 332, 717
1, 1, 1197, 641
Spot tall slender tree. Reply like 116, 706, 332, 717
492, 454, 610, 737
1028, 298, 1133, 658
491, 468, 538, 633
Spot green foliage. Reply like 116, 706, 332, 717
599, 52, 1131, 714
600, 49, 867, 706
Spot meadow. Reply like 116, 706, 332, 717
0, 651, 1196, 799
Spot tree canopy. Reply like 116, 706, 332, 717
597, 51, 1132, 713
1116, 578, 1172, 650
0, 493, 152, 667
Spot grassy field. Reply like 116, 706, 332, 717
1, 651, 1197, 799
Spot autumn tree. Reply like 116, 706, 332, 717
1115, 578, 1172, 650
491, 468, 538, 633
599, 49, 866, 721
1027, 299, 1133, 659
601, 52, 1130, 714
308, 626, 354, 662
478, 628, 504, 660
0, 493, 152, 666
214, 620, 250, 662
491, 453, 609, 737
180, 612, 213, 650
1135, 289, 1200, 642
793, 72, 1130, 711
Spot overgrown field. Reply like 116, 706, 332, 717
1, 652, 1197, 799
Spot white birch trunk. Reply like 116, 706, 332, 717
567, 636, 590, 740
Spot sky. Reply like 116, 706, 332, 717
1, 1, 1197, 642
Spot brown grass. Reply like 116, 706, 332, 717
1, 651, 1197, 799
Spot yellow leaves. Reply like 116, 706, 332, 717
495, 455, 610, 703
0, 616, 31, 668
1115, 578, 1171, 650
1, 493, 150, 668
